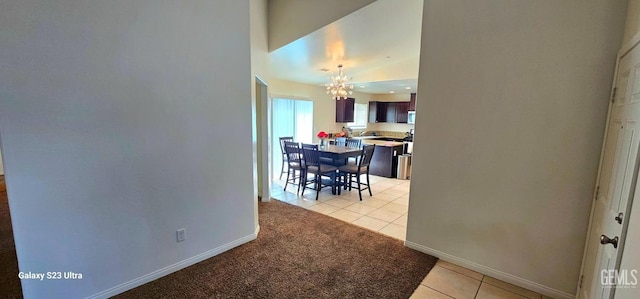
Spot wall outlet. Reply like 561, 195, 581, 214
176, 228, 186, 242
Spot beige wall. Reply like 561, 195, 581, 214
407, 0, 627, 298
268, 0, 376, 51
251, 0, 270, 203
0, 1, 256, 297
269, 78, 372, 140
623, 0, 640, 48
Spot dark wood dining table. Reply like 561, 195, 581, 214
315, 144, 362, 194
318, 144, 362, 166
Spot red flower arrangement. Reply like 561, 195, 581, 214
317, 131, 329, 139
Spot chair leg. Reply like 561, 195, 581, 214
356, 173, 362, 201
297, 169, 302, 194
366, 172, 372, 196
301, 170, 307, 196
279, 160, 285, 180
284, 167, 291, 191
315, 173, 320, 201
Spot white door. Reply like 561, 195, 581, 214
580, 43, 640, 299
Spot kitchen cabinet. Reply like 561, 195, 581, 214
369, 101, 389, 123
396, 102, 409, 123
385, 103, 397, 123
369, 101, 411, 123
335, 97, 355, 122
409, 93, 417, 111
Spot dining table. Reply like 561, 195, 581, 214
318, 144, 363, 166
316, 144, 363, 194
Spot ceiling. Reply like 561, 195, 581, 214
269, 0, 424, 95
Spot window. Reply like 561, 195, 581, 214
347, 103, 367, 129
272, 98, 314, 178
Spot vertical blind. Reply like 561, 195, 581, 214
272, 98, 313, 179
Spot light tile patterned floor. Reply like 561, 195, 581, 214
269, 175, 549, 299
270, 174, 410, 241
412, 260, 549, 299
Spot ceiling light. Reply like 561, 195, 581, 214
325, 64, 354, 100
360, 85, 366, 88
405, 87, 411, 90
389, 91, 395, 94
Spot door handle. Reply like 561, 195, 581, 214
615, 212, 624, 224
600, 235, 619, 248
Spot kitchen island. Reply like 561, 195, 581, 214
359, 139, 405, 178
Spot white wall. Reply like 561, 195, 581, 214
623, 0, 640, 49
268, 0, 376, 51
407, 0, 627, 297
0, 1, 256, 298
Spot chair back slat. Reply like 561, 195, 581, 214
335, 137, 347, 147
279, 137, 294, 155
283, 141, 302, 164
346, 138, 362, 149
359, 145, 376, 168
301, 143, 320, 167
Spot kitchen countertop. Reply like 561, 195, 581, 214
361, 140, 405, 147
328, 135, 409, 147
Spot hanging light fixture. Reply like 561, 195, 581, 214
325, 64, 354, 100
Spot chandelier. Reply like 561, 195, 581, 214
325, 64, 354, 100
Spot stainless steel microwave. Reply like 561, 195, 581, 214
408, 111, 416, 124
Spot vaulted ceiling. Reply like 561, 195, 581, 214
269, 0, 424, 94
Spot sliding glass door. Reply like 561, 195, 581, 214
272, 98, 313, 179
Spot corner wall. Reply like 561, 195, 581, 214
407, 0, 627, 297
0, 1, 256, 297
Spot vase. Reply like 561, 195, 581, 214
320, 138, 325, 147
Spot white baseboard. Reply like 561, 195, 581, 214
405, 241, 574, 299
87, 228, 260, 299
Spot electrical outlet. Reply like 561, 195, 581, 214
176, 228, 186, 242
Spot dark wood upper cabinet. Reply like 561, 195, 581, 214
386, 102, 397, 123
409, 93, 417, 111
369, 101, 389, 123
335, 97, 355, 122
369, 100, 411, 123
396, 102, 409, 123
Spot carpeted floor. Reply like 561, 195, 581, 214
0, 176, 23, 298
117, 199, 437, 298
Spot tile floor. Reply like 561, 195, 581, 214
270, 174, 410, 240
269, 174, 550, 299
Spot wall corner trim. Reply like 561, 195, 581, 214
405, 241, 575, 299
87, 230, 260, 299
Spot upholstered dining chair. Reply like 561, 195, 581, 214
283, 141, 305, 194
279, 136, 294, 180
301, 143, 338, 200
339, 144, 375, 201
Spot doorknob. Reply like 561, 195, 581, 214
600, 235, 619, 248
615, 212, 624, 224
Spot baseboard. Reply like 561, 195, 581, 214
405, 241, 575, 299
87, 228, 260, 299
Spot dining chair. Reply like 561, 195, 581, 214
345, 138, 362, 164
334, 137, 347, 147
301, 143, 338, 200
283, 141, 305, 194
339, 144, 375, 201
345, 138, 362, 149
279, 137, 294, 180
